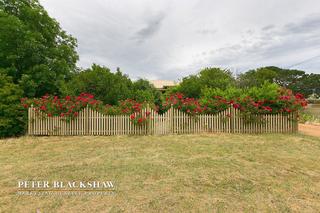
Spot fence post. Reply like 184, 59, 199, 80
170, 104, 174, 134
85, 105, 89, 135
295, 112, 299, 133
230, 107, 234, 133
146, 104, 150, 135
28, 105, 32, 135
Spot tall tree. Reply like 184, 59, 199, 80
178, 67, 235, 98
0, 0, 78, 97
238, 67, 278, 88
61, 64, 134, 105
237, 66, 319, 96
131, 79, 161, 103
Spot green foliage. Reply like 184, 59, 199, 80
61, 64, 133, 105
0, 0, 78, 97
201, 82, 280, 102
0, 74, 26, 137
246, 82, 280, 101
201, 87, 244, 100
199, 67, 235, 89
131, 79, 160, 103
237, 66, 320, 97
238, 67, 278, 88
299, 112, 319, 124
178, 67, 235, 98
289, 73, 320, 97
177, 75, 202, 98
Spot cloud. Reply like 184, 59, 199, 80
40, 0, 320, 80
284, 14, 320, 34
133, 13, 165, 43
196, 29, 218, 35
262, 25, 275, 31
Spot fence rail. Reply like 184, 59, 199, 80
28, 106, 298, 136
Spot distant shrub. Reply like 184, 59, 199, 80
299, 112, 320, 124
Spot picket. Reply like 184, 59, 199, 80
28, 106, 298, 136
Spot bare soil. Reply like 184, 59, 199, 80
299, 124, 320, 137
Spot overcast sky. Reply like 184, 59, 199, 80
40, 0, 320, 80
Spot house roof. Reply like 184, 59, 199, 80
149, 80, 178, 89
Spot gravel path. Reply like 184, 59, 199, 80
299, 124, 320, 137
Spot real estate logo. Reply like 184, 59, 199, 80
16, 180, 116, 196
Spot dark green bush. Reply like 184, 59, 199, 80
0, 74, 26, 137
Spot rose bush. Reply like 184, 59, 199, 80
161, 88, 307, 116
21, 88, 307, 125
130, 111, 151, 126
21, 93, 103, 121
232, 88, 307, 115
21, 94, 152, 125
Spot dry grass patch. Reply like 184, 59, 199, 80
0, 134, 320, 212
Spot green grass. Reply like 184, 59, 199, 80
1, 134, 320, 212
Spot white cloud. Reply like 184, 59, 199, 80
40, 0, 320, 79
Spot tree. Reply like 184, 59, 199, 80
0, 0, 78, 97
237, 66, 319, 97
0, 73, 25, 137
238, 67, 278, 88
178, 67, 235, 98
131, 79, 161, 103
61, 64, 134, 105
272, 67, 305, 87
289, 73, 320, 97
177, 75, 202, 98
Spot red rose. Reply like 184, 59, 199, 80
252, 102, 259, 108
279, 96, 290, 101
176, 93, 183, 99
138, 118, 143, 123
284, 108, 292, 113
130, 114, 135, 120
295, 93, 304, 99
262, 106, 272, 112
301, 101, 308, 107
233, 104, 240, 109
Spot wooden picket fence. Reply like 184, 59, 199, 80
27, 106, 298, 136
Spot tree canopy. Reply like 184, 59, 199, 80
61, 64, 160, 105
0, 0, 78, 97
237, 66, 320, 96
61, 64, 132, 105
177, 67, 235, 98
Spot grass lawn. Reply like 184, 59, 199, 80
1, 134, 320, 212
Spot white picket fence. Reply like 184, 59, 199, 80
28, 106, 298, 136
